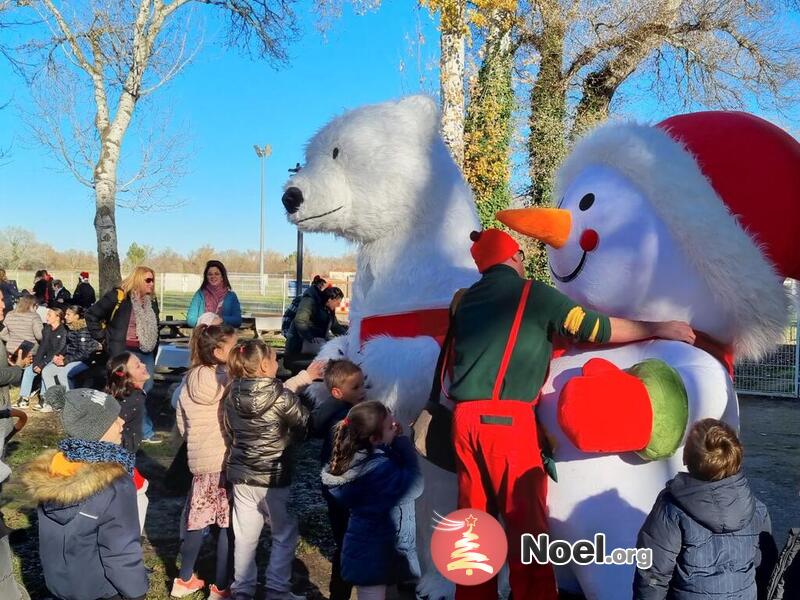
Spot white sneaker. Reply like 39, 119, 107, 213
38, 403, 54, 413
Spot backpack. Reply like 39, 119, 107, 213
281, 295, 303, 337
101, 288, 126, 330
767, 528, 800, 600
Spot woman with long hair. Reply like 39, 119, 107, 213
186, 260, 242, 328
86, 266, 160, 442
0, 293, 43, 355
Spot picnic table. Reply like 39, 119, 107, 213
158, 316, 265, 339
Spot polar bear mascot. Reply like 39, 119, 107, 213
282, 95, 480, 598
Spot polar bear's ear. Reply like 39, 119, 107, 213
397, 95, 439, 133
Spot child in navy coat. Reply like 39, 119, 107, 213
321, 400, 422, 600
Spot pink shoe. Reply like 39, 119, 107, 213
170, 574, 205, 597
209, 584, 231, 599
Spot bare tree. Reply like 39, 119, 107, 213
11, 0, 299, 293
515, 0, 800, 279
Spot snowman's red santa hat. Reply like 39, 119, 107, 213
557, 111, 800, 360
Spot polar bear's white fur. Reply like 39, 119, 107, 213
283, 96, 480, 598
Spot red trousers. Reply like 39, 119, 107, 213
453, 400, 558, 600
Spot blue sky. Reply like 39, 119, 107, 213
1, 2, 799, 259
0, 1, 439, 257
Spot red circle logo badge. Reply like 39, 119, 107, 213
430, 509, 508, 586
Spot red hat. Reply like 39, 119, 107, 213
79, 271, 89, 279
469, 229, 520, 273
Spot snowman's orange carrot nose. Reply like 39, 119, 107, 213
496, 207, 572, 249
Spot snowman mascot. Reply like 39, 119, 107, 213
497, 111, 800, 598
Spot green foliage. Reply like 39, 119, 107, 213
125, 242, 147, 268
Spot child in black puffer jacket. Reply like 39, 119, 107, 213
224, 339, 324, 600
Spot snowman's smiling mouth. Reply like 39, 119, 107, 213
550, 250, 588, 283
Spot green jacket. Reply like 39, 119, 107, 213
450, 265, 611, 402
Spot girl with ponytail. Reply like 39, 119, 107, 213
321, 401, 423, 600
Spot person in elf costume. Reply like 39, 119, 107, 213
448, 228, 696, 600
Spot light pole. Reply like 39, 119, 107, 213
288, 162, 303, 298
254, 144, 271, 294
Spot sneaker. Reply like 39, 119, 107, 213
142, 437, 162, 445
17, 398, 29, 409
38, 403, 54, 413
170, 574, 205, 597
209, 584, 231, 599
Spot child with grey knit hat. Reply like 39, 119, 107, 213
24, 388, 149, 600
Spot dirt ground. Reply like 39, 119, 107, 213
3, 390, 798, 599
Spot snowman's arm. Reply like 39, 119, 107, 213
633, 492, 680, 600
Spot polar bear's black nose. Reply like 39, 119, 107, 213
282, 187, 304, 214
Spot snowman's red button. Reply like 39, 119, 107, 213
580, 229, 599, 252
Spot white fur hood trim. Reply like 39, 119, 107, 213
557, 121, 789, 360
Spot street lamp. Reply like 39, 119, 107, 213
254, 144, 271, 293
288, 162, 303, 298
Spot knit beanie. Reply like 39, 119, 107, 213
47, 387, 121, 441
469, 229, 520, 273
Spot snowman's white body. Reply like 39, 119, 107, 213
540, 342, 736, 596
533, 158, 783, 597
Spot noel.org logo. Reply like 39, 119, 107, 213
430, 509, 508, 586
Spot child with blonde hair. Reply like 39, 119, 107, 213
225, 339, 324, 600
171, 324, 238, 599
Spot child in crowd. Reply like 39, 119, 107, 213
105, 352, 152, 454
0, 293, 42, 355
321, 401, 423, 600
634, 418, 776, 599
18, 306, 66, 409
310, 359, 366, 600
40, 305, 99, 396
225, 339, 324, 600
171, 324, 238, 599
24, 388, 149, 600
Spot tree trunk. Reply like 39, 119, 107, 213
527, 20, 566, 281
439, 1, 466, 167
94, 175, 122, 294
464, 13, 514, 229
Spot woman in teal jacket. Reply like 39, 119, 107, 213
186, 260, 242, 327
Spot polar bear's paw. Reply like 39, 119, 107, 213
416, 571, 455, 600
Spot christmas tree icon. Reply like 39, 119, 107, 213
446, 514, 494, 577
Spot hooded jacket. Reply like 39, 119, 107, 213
177, 365, 229, 475
634, 471, 774, 600
25, 450, 148, 600
63, 318, 99, 364
33, 323, 68, 370
321, 435, 423, 586
224, 374, 311, 488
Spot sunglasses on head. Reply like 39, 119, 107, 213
144, 278, 154, 284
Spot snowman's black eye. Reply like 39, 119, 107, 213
332, 147, 339, 159
579, 193, 595, 211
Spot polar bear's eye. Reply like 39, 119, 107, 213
332, 147, 340, 159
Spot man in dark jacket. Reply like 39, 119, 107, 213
634, 419, 777, 599
23, 388, 148, 600
72, 272, 96, 308
52, 280, 71, 306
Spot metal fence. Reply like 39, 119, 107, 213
4, 270, 355, 319
733, 281, 799, 397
